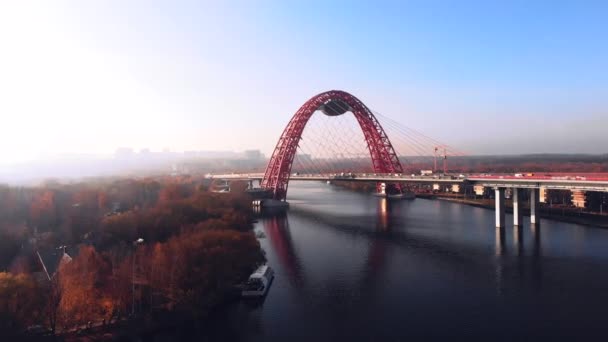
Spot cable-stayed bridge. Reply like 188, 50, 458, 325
211, 90, 608, 228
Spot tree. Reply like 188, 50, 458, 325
0, 272, 45, 334
45, 276, 62, 334
29, 190, 58, 231
0, 231, 21, 271
58, 246, 115, 327
147, 229, 265, 316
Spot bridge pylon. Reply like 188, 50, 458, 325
260, 90, 404, 202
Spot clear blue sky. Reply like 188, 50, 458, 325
1, 0, 607, 163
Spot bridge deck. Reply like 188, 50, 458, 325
210, 173, 608, 192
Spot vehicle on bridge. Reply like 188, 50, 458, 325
333, 172, 356, 179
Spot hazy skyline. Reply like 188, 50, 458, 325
1, 0, 607, 164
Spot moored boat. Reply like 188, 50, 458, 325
242, 265, 274, 297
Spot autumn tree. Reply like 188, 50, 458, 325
58, 246, 115, 327
0, 272, 45, 334
158, 182, 188, 203
29, 190, 58, 232
101, 211, 138, 243
147, 229, 265, 316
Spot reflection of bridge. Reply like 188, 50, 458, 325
216, 90, 608, 228
262, 200, 544, 301
260, 201, 393, 297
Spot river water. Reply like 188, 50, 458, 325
203, 181, 608, 341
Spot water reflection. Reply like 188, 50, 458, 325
513, 225, 523, 256
261, 213, 304, 287
531, 224, 541, 258
258, 200, 394, 302
495, 226, 506, 256
493, 224, 544, 295
376, 198, 390, 232
364, 199, 391, 293
211, 183, 608, 340
494, 224, 542, 258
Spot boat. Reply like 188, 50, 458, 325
242, 265, 274, 297
252, 199, 289, 209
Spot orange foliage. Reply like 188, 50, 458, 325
58, 246, 115, 325
144, 229, 264, 314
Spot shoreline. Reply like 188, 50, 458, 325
329, 181, 608, 228
421, 194, 608, 229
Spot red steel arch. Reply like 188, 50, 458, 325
261, 90, 404, 201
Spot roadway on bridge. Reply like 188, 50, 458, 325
209, 173, 608, 192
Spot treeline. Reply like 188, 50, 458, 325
0, 176, 264, 336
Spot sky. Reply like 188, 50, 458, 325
1, 0, 607, 164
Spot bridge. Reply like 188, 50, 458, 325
210, 90, 608, 228
214, 172, 608, 192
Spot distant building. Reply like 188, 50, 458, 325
244, 150, 264, 160
540, 187, 548, 203
571, 190, 586, 208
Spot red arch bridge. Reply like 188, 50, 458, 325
209, 90, 608, 228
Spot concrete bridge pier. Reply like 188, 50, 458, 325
495, 187, 506, 228
513, 188, 524, 226
530, 188, 541, 225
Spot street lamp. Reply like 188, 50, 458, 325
132, 238, 144, 316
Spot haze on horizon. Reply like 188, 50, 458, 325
1, 0, 607, 165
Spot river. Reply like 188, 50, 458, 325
201, 181, 608, 340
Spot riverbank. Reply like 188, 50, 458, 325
61, 300, 243, 341
330, 181, 608, 228
421, 194, 608, 229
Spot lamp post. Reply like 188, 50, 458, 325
132, 238, 144, 316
